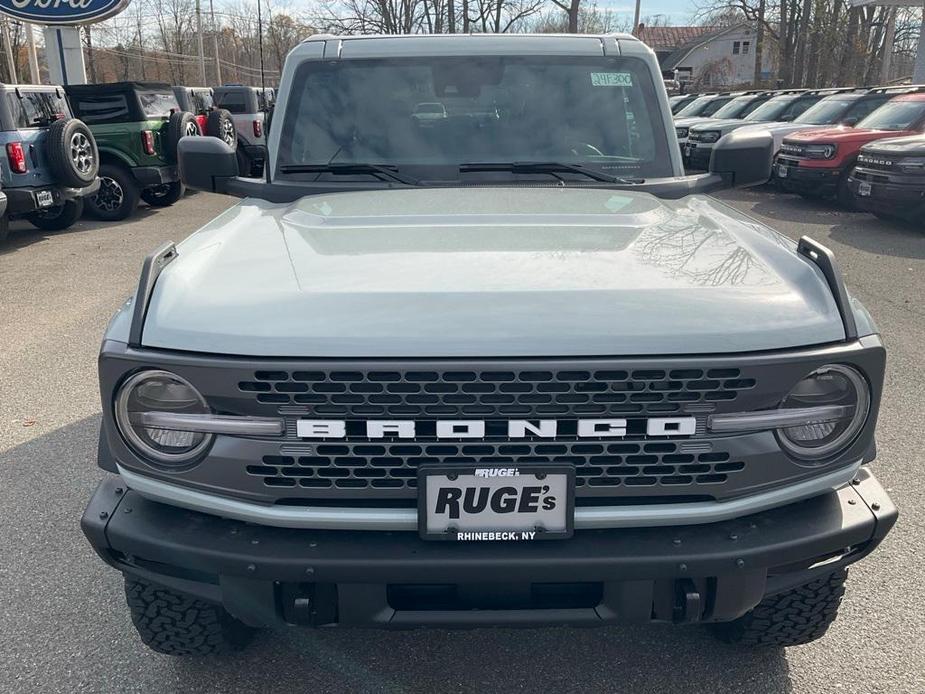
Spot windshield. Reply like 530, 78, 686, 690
6, 91, 72, 128
794, 98, 853, 125
711, 96, 763, 120
278, 56, 674, 179
857, 99, 925, 131
743, 96, 798, 122
676, 96, 732, 118
139, 90, 180, 117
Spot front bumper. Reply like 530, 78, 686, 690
685, 142, 714, 169
846, 171, 925, 219
5, 179, 100, 216
82, 467, 896, 629
775, 158, 844, 195
133, 165, 179, 187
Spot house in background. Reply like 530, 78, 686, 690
635, 23, 776, 88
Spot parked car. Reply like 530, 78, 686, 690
212, 85, 274, 177
0, 84, 99, 232
172, 86, 237, 149
685, 89, 854, 169
723, 86, 910, 183
775, 90, 925, 205
64, 81, 198, 220
82, 33, 895, 656
673, 92, 732, 121
675, 90, 777, 157
846, 134, 925, 223
668, 92, 700, 114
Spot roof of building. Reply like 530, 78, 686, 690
634, 25, 717, 51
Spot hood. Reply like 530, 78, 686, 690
140, 188, 846, 358
725, 122, 830, 149
674, 116, 718, 129
783, 127, 910, 144
689, 118, 758, 136
861, 134, 925, 156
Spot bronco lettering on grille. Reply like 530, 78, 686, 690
295, 417, 697, 439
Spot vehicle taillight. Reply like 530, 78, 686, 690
253, 120, 262, 138
6, 142, 26, 174
141, 130, 156, 155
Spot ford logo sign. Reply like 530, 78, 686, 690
0, 0, 130, 25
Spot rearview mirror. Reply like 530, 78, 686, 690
178, 137, 239, 192
709, 129, 774, 188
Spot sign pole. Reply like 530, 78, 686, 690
1, 18, 17, 84
210, 0, 221, 84
195, 0, 206, 85
26, 23, 39, 83
915, 3, 925, 83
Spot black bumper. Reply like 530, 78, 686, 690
686, 144, 713, 170
133, 165, 179, 187
5, 179, 100, 216
82, 468, 896, 629
775, 159, 845, 195
846, 173, 925, 218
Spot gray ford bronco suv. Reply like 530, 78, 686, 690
0, 84, 99, 237
82, 34, 897, 656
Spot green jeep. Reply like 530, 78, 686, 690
64, 82, 198, 220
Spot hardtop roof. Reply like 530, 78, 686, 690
64, 81, 173, 95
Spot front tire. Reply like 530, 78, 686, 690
86, 164, 140, 221
27, 197, 84, 231
711, 568, 847, 648
141, 181, 185, 207
124, 577, 254, 656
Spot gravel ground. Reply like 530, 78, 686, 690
0, 188, 922, 693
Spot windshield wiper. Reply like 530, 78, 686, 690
279, 163, 421, 185
458, 162, 643, 184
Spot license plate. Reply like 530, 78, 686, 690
777, 163, 788, 178
858, 181, 872, 197
36, 190, 54, 207
419, 465, 574, 541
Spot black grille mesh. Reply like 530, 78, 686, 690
245, 441, 746, 492
238, 368, 756, 418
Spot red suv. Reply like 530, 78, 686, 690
774, 90, 925, 204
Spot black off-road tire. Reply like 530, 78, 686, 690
166, 111, 200, 162
712, 568, 848, 648
206, 108, 237, 149
124, 577, 254, 656
46, 118, 98, 188
86, 163, 140, 221
27, 197, 84, 231
141, 180, 185, 207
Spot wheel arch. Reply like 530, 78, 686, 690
97, 148, 136, 171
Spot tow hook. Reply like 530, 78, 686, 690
674, 578, 703, 623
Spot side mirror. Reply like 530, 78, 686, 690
178, 136, 238, 192
709, 129, 774, 188
841, 116, 859, 127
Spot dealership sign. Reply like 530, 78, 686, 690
0, 0, 130, 24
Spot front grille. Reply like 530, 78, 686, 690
246, 441, 746, 493
238, 368, 756, 418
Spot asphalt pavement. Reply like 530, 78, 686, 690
0, 188, 922, 693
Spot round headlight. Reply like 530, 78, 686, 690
777, 364, 869, 460
114, 370, 213, 465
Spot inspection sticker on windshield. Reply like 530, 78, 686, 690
590, 72, 633, 87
